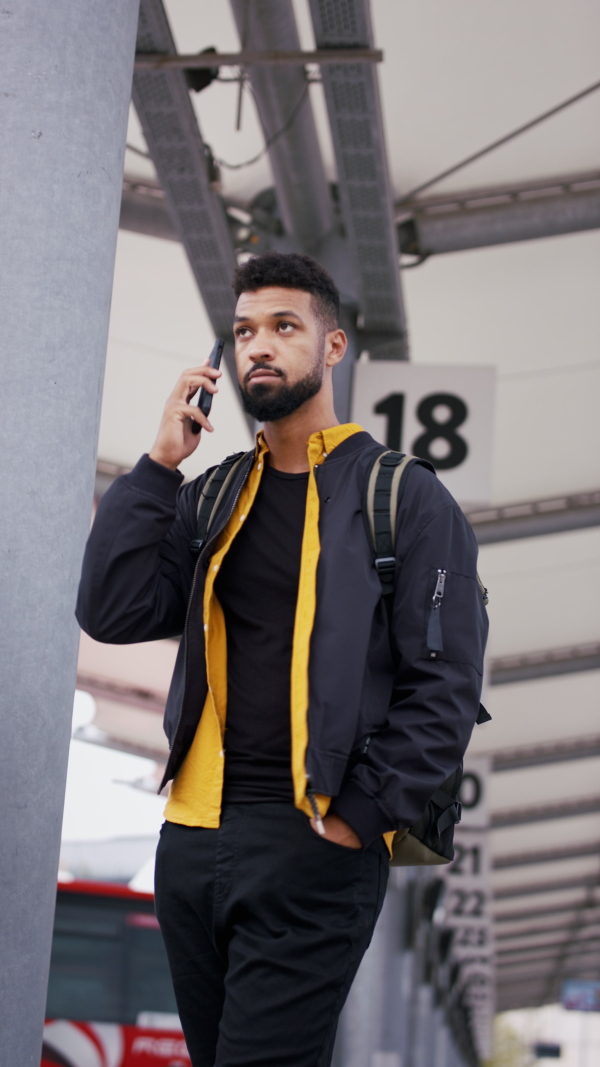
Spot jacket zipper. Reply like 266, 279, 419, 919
167, 456, 253, 763
427, 568, 446, 659
306, 780, 326, 835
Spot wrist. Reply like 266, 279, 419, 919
148, 448, 180, 472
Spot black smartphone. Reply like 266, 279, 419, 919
192, 337, 224, 434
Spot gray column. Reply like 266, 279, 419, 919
0, 3, 140, 1063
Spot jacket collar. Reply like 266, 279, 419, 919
255, 423, 364, 466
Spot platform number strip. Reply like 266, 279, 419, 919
443, 760, 495, 1061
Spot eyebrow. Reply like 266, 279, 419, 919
234, 310, 303, 323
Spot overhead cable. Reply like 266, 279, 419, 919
215, 82, 310, 171
398, 77, 600, 204
126, 143, 151, 159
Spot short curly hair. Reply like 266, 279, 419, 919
232, 251, 340, 332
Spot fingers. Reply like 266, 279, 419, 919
185, 379, 219, 406
149, 367, 220, 469
174, 365, 222, 404
181, 403, 213, 434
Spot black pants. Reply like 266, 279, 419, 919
154, 803, 389, 1067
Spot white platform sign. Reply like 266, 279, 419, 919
443, 756, 495, 1061
351, 362, 496, 505
457, 755, 491, 830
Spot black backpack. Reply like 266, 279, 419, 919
363, 450, 490, 866
191, 448, 490, 866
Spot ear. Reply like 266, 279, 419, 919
324, 329, 347, 368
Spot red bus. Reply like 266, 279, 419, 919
42, 879, 191, 1067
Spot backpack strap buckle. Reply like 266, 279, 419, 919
374, 556, 396, 577
374, 556, 396, 594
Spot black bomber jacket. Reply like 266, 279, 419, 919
76, 429, 488, 846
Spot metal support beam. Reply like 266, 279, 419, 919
496, 983, 556, 1011
397, 172, 600, 255
497, 954, 600, 977
494, 874, 600, 900
497, 920, 600, 945
494, 840, 600, 869
132, 0, 244, 413
492, 734, 600, 772
0, 2, 140, 1063
76, 671, 166, 715
495, 902, 600, 925
76, 728, 167, 765
134, 48, 383, 70
497, 978, 600, 1012
95, 459, 133, 500
492, 796, 600, 829
489, 643, 600, 685
498, 968, 599, 987
466, 488, 600, 543
497, 966, 600, 998
120, 175, 178, 241
498, 969, 600, 991
119, 171, 600, 262
229, 0, 334, 250
497, 934, 600, 959
308, 0, 409, 359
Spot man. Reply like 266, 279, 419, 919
77, 251, 488, 1067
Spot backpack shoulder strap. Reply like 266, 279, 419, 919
190, 449, 253, 556
364, 451, 433, 596
364, 449, 490, 621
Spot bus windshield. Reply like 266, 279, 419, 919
46, 889, 178, 1026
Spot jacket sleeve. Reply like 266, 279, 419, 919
76, 454, 209, 644
331, 465, 488, 846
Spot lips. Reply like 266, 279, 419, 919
247, 368, 282, 383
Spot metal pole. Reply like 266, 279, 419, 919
134, 47, 384, 69
0, 3, 140, 1063
229, 0, 335, 250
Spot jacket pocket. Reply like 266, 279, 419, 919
421, 568, 487, 673
425, 568, 446, 659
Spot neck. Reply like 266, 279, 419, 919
262, 393, 340, 473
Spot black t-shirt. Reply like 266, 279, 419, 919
215, 464, 309, 802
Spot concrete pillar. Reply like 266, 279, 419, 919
0, 3, 140, 1063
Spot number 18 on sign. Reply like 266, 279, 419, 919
352, 362, 496, 505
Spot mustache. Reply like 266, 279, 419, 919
243, 365, 285, 387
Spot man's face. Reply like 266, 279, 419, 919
233, 287, 326, 422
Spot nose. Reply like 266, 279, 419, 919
246, 343, 275, 364
247, 329, 276, 364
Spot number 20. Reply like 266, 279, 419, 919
374, 392, 468, 470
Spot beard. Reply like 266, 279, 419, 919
238, 357, 324, 423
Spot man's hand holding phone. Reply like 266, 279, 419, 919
148, 345, 223, 471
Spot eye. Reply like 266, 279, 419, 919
235, 326, 251, 338
277, 321, 295, 334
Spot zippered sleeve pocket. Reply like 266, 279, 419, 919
426, 569, 446, 658
420, 568, 487, 671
